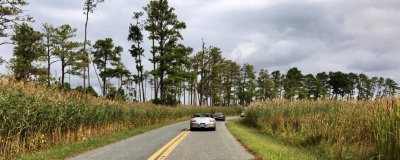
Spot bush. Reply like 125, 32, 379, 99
74, 86, 99, 97
151, 94, 180, 106
106, 87, 126, 101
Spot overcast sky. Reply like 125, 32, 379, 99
1, 0, 400, 93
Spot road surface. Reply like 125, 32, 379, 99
69, 117, 254, 160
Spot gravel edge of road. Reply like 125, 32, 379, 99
225, 119, 261, 160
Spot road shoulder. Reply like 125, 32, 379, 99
225, 119, 322, 160
15, 119, 187, 160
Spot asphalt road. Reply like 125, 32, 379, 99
69, 117, 254, 160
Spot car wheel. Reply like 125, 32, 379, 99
212, 127, 216, 131
190, 127, 194, 131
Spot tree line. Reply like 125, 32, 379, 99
1, 0, 399, 106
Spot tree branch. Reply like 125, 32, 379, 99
0, 41, 14, 45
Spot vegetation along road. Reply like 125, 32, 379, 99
69, 117, 253, 160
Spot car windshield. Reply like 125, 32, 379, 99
194, 113, 211, 117
214, 113, 222, 116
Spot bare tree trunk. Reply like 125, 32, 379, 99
102, 57, 107, 96
194, 84, 197, 106
88, 53, 103, 92
47, 41, 51, 87
151, 82, 153, 100
199, 39, 206, 106
152, 37, 158, 100
141, 71, 145, 102
184, 85, 186, 105
84, 9, 89, 88
190, 82, 192, 105
61, 57, 65, 88
145, 78, 147, 102
159, 35, 165, 103
103, 77, 106, 96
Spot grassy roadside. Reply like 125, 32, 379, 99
14, 118, 187, 160
225, 119, 322, 160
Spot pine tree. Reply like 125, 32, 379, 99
0, 0, 33, 41
315, 72, 329, 99
301, 74, 316, 99
91, 38, 123, 96
257, 69, 275, 100
1, 0, 33, 67
271, 70, 283, 99
223, 60, 240, 105
83, 0, 104, 88
8, 23, 45, 81
163, 44, 193, 105
283, 67, 303, 100
383, 78, 399, 98
143, 2, 158, 100
128, 11, 146, 102
52, 24, 81, 88
143, 0, 186, 104
207, 47, 223, 106
41, 23, 56, 86
238, 63, 256, 105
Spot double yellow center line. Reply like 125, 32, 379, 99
147, 128, 190, 160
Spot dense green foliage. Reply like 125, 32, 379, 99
143, 0, 192, 105
243, 99, 400, 159
8, 23, 45, 81
41, 23, 56, 86
0, 0, 32, 39
0, 80, 242, 159
92, 38, 129, 96
52, 24, 82, 88
128, 12, 145, 102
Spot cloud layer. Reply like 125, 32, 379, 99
1, 0, 399, 90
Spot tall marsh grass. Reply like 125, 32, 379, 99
244, 99, 400, 159
373, 100, 400, 160
0, 80, 242, 159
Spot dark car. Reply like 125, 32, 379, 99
213, 112, 225, 121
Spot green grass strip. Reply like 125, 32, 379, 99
14, 119, 186, 160
226, 119, 322, 160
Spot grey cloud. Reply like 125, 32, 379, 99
1, 0, 400, 91
208, 1, 400, 75
348, 52, 399, 72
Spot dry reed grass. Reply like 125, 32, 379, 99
244, 99, 399, 159
0, 79, 242, 159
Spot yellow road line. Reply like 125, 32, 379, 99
157, 129, 190, 160
147, 128, 190, 160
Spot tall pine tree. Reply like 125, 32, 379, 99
91, 38, 123, 96
144, 0, 186, 104
128, 11, 146, 102
9, 23, 45, 81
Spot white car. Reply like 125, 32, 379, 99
190, 113, 216, 131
